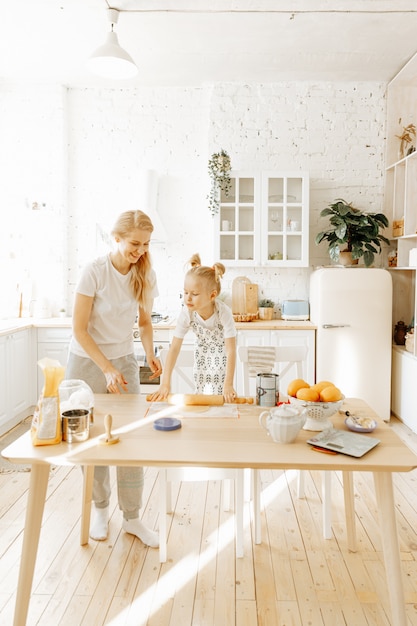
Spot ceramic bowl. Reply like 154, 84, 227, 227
344, 415, 377, 433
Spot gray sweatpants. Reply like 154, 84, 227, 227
65, 352, 143, 520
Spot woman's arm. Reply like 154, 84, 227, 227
223, 335, 237, 402
138, 306, 162, 379
72, 293, 128, 393
147, 336, 183, 401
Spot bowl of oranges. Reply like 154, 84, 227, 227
287, 379, 344, 431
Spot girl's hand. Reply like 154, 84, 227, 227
147, 384, 171, 402
223, 385, 237, 404
104, 368, 128, 394
147, 355, 163, 380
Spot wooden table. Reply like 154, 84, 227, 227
3, 395, 417, 626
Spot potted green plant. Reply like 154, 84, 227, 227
258, 298, 274, 320
207, 149, 232, 216
315, 199, 390, 267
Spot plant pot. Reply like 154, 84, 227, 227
338, 251, 358, 266
258, 307, 274, 320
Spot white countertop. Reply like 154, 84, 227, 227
0, 317, 73, 335
0, 317, 316, 337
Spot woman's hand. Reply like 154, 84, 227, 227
147, 355, 163, 380
147, 384, 170, 402
223, 384, 237, 404
103, 367, 128, 394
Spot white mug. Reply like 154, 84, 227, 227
289, 220, 299, 232
222, 220, 232, 231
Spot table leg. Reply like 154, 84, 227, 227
80, 465, 94, 545
159, 469, 167, 563
253, 469, 261, 544
297, 469, 305, 498
342, 471, 357, 552
13, 463, 50, 626
322, 471, 332, 539
235, 470, 244, 558
373, 472, 407, 626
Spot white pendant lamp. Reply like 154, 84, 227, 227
87, 8, 138, 80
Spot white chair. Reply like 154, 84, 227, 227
157, 348, 245, 562
238, 345, 335, 544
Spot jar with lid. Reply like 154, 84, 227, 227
394, 321, 407, 345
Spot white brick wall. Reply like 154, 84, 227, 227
0, 81, 387, 318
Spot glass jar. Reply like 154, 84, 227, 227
59, 379, 94, 423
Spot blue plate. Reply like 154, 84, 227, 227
153, 417, 182, 431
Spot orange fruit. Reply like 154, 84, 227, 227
311, 380, 335, 393
320, 386, 343, 402
296, 387, 320, 402
287, 378, 310, 397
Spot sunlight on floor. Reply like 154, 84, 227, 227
108, 468, 299, 624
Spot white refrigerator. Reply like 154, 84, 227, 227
309, 267, 392, 422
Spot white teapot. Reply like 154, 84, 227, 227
259, 404, 306, 443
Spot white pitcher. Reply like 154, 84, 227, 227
259, 404, 306, 443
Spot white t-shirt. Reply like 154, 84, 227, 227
174, 299, 236, 340
69, 254, 158, 359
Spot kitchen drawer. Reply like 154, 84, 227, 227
37, 327, 72, 342
153, 328, 171, 342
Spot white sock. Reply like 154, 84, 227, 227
90, 505, 109, 541
122, 518, 159, 548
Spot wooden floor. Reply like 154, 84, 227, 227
1, 418, 417, 625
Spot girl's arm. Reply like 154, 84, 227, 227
72, 293, 128, 393
138, 306, 162, 379
147, 336, 183, 401
223, 335, 237, 402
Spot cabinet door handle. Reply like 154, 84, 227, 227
322, 324, 351, 329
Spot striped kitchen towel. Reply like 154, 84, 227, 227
247, 347, 277, 377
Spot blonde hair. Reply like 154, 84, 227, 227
111, 210, 154, 310
186, 253, 225, 295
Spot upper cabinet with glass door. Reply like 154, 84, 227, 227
216, 173, 261, 267
261, 172, 309, 267
214, 171, 309, 267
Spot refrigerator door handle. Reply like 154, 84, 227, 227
322, 324, 351, 329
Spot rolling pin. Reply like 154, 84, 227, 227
146, 393, 254, 406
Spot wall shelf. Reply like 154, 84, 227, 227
385, 59, 417, 429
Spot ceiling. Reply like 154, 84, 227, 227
3, 0, 417, 87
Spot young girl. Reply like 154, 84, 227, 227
149, 253, 237, 402
65, 210, 162, 546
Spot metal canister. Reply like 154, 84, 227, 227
62, 409, 90, 443
256, 373, 279, 407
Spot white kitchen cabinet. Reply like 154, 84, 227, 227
235, 328, 315, 397
37, 327, 72, 396
391, 346, 417, 430
214, 171, 309, 267
384, 53, 417, 429
0, 329, 34, 435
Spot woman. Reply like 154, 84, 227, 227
65, 210, 162, 546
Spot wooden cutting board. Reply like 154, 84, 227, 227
245, 283, 258, 314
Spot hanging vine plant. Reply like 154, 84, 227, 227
207, 149, 232, 216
